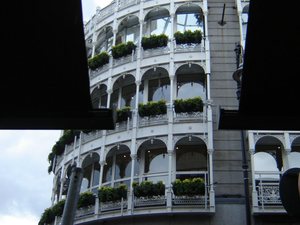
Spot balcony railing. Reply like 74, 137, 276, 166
254, 171, 285, 212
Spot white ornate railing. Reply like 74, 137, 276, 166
118, 0, 140, 10
255, 171, 283, 210
95, 2, 116, 24
113, 51, 137, 67
89, 64, 110, 79
134, 196, 166, 207
174, 43, 205, 53
173, 195, 206, 206
81, 130, 103, 144
100, 200, 127, 212
107, 119, 132, 134
75, 205, 95, 218
142, 46, 170, 59
65, 143, 74, 154
174, 111, 206, 123
138, 114, 168, 127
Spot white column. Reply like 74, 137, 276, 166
166, 150, 173, 210
207, 149, 215, 209
169, 75, 174, 104
128, 153, 137, 213
249, 148, 258, 210
99, 160, 105, 187
284, 132, 291, 170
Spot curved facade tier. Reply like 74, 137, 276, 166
45, 1, 300, 225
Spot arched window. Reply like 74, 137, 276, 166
91, 84, 107, 109
117, 15, 140, 45
145, 8, 171, 36
137, 139, 168, 184
95, 26, 113, 54
176, 64, 206, 100
242, 5, 249, 40
81, 153, 100, 193
141, 67, 170, 103
102, 145, 132, 187
175, 136, 207, 180
176, 4, 204, 33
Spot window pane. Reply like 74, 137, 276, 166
177, 13, 203, 33
145, 148, 168, 173
150, 18, 171, 36
148, 78, 170, 102
103, 156, 113, 183
92, 162, 100, 187
121, 84, 136, 108
176, 145, 207, 171
115, 151, 131, 180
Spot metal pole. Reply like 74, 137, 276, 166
60, 165, 83, 225
241, 130, 252, 225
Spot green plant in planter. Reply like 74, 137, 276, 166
116, 106, 132, 123
77, 191, 95, 209
112, 41, 136, 59
38, 207, 55, 225
88, 51, 109, 70
142, 34, 169, 50
133, 181, 165, 198
174, 30, 202, 45
52, 199, 65, 217
98, 184, 127, 203
138, 100, 167, 117
172, 178, 205, 196
174, 97, 203, 113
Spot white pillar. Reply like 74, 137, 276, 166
284, 132, 291, 170
249, 148, 258, 209
207, 149, 215, 209
99, 160, 105, 187
166, 150, 173, 210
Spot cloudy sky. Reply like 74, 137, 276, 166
0, 1, 112, 225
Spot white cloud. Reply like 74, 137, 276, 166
0, 130, 60, 225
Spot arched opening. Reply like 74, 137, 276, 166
116, 15, 140, 45
91, 84, 108, 108
137, 139, 168, 184
81, 153, 100, 194
175, 136, 207, 180
95, 26, 113, 54
175, 64, 206, 100
145, 8, 171, 36
290, 137, 300, 168
102, 145, 132, 187
175, 4, 204, 33
61, 165, 72, 196
242, 4, 249, 40
110, 74, 136, 109
140, 67, 170, 103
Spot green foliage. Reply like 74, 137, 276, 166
133, 181, 165, 198
112, 41, 136, 59
88, 51, 110, 70
141, 34, 169, 50
52, 199, 65, 217
138, 100, 167, 117
172, 178, 205, 196
116, 106, 132, 123
174, 30, 202, 45
98, 184, 127, 203
174, 97, 203, 113
38, 200, 66, 225
38, 207, 55, 225
77, 192, 95, 209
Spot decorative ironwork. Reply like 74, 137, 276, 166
96, 3, 116, 24
142, 46, 170, 59
90, 64, 110, 79
119, 0, 140, 10
134, 196, 166, 207
173, 195, 206, 206
100, 200, 127, 212
175, 43, 205, 53
256, 180, 282, 207
138, 114, 168, 127
82, 130, 103, 144
113, 52, 137, 67
75, 205, 95, 218
174, 111, 205, 123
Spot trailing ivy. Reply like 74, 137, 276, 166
172, 178, 205, 196
133, 180, 165, 198
88, 51, 110, 70
112, 41, 136, 59
138, 100, 167, 117
141, 34, 169, 50
98, 184, 127, 203
77, 192, 95, 209
116, 106, 132, 123
174, 30, 202, 45
174, 97, 203, 113
38, 200, 65, 225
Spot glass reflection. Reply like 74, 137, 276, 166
150, 18, 171, 36
177, 13, 203, 32
148, 78, 170, 102
145, 148, 168, 173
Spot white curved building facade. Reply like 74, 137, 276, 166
48, 0, 300, 225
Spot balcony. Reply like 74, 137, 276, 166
252, 171, 286, 214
